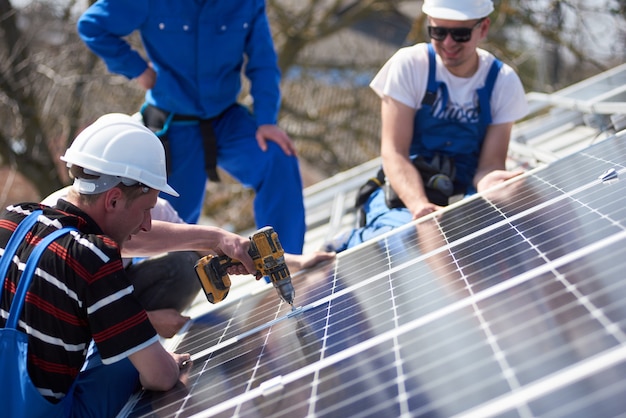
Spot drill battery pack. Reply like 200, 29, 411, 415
194, 255, 232, 304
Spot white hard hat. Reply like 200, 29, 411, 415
422, 0, 494, 20
61, 113, 178, 197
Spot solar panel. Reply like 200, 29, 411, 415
119, 131, 626, 418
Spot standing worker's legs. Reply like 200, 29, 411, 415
214, 106, 306, 254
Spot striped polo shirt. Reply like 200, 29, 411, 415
0, 200, 158, 402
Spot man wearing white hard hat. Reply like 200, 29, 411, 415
41, 187, 335, 338
42, 113, 335, 338
0, 113, 257, 417
334, 0, 529, 250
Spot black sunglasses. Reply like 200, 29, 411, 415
427, 19, 484, 43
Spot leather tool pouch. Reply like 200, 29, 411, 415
384, 154, 457, 208
353, 155, 456, 227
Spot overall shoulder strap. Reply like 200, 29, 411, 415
477, 57, 503, 125
0, 210, 43, 301
422, 43, 438, 106
3, 221, 77, 329
423, 43, 449, 109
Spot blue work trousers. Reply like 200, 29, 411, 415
344, 188, 413, 250
69, 343, 139, 417
161, 105, 306, 254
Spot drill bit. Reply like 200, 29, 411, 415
272, 276, 295, 307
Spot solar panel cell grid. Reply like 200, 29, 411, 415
121, 134, 626, 417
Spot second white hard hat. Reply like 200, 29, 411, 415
61, 113, 179, 197
422, 0, 494, 20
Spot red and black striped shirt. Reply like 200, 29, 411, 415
0, 201, 157, 402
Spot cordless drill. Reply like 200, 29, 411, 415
194, 226, 295, 307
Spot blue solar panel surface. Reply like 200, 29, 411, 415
120, 133, 626, 418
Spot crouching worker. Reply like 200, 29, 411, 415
0, 114, 255, 417
41, 191, 336, 339
328, 0, 529, 251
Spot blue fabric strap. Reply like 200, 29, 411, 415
0, 210, 42, 302
0, 210, 77, 416
424, 43, 449, 109
426, 43, 437, 96
476, 57, 503, 126
5, 225, 77, 329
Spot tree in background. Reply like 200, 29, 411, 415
0, 0, 624, 229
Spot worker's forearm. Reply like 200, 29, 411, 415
384, 156, 429, 209
130, 342, 183, 392
123, 221, 225, 257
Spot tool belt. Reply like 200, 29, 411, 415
141, 104, 225, 182
354, 154, 459, 227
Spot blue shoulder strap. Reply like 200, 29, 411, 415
423, 43, 438, 105
1, 211, 77, 329
6, 227, 76, 329
476, 58, 503, 126
0, 210, 43, 301
423, 43, 449, 109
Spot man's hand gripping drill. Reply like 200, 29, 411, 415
194, 226, 296, 307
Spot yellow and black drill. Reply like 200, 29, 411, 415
194, 226, 295, 307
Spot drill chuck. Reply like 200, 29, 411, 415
249, 226, 295, 306
273, 279, 295, 305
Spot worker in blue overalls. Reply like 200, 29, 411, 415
77, 0, 306, 254
330, 0, 530, 251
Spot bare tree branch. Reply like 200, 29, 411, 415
0, 0, 61, 197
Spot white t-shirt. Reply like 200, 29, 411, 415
370, 43, 529, 125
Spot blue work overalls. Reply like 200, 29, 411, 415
343, 44, 502, 249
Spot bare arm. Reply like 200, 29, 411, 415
124, 221, 256, 274
136, 64, 156, 90
380, 96, 441, 220
473, 122, 523, 192
128, 341, 190, 391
